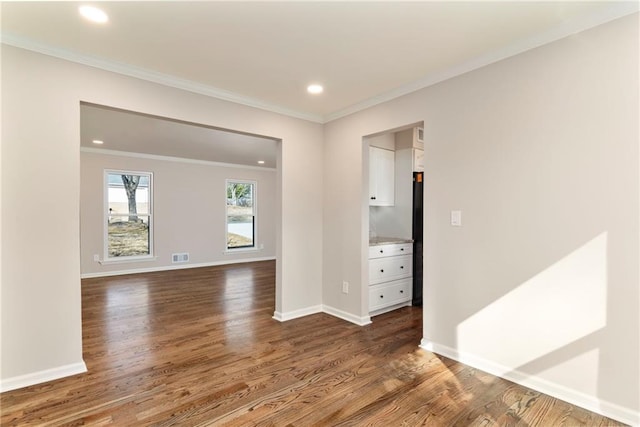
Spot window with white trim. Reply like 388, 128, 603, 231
226, 180, 256, 250
105, 171, 153, 260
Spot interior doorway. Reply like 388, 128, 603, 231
363, 121, 424, 321
78, 102, 281, 282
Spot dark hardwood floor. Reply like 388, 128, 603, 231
1, 261, 625, 426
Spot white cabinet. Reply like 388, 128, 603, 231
369, 254, 412, 285
394, 127, 424, 172
368, 242, 412, 316
369, 146, 394, 206
369, 279, 412, 312
413, 149, 424, 172
368, 242, 412, 259
396, 127, 424, 150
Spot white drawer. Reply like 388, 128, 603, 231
369, 254, 412, 285
369, 278, 412, 311
368, 242, 413, 259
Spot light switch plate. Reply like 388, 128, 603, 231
451, 210, 462, 226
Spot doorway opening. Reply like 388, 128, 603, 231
363, 121, 424, 321
79, 102, 280, 288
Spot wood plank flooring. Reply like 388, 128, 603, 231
1, 261, 626, 426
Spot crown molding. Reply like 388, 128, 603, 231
0, 33, 324, 124
2, 3, 637, 125
324, 3, 640, 123
80, 147, 277, 172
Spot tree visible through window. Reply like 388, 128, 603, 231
106, 171, 153, 259
226, 180, 256, 249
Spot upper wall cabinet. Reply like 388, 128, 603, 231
395, 127, 424, 172
414, 127, 424, 148
413, 148, 425, 172
369, 146, 395, 206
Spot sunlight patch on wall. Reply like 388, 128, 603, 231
535, 347, 600, 396
457, 232, 607, 372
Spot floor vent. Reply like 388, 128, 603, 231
172, 253, 189, 263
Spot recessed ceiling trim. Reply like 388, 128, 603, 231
325, 2, 640, 123
81, 146, 277, 172
1, 33, 324, 124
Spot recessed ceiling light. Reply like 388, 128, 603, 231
257, 160, 265, 164
79, 5, 109, 24
92, 139, 104, 145
307, 84, 323, 94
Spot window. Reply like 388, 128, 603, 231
226, 180, 256, 250
105, 171, 153, 260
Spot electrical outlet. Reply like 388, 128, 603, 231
93, 254, 100, 262
342, 281, 349, 294
172, 253, 189, 263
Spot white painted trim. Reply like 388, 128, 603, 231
3, 3, 636, 124
81, 256, 275, 279
223, 248, 261, 255
271, 305, 372, 326
98, 256, 158, 265
0, 34, 324, 124
272, 305, 323, 322
104, 169, 154, 262
81, 147, 277, 172
419, 338, 640, 427
0, 361, 87, 393
324, 3, 640, 122
322, 305, 372, 326
225, 178, 258, 252
369, 301, 412, 318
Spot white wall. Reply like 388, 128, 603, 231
80, 151, 277, 276
366, 133, 395, 151
2, 11, 638, 424
323, 13, 639, 424
1, 45, 323, 389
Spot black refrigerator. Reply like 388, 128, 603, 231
412, 172, 424, 306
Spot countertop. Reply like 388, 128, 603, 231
369, 236, 413, 246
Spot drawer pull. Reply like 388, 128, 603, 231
380, 269, 384, 273
400, 290, 404, 294
400, 266, 404, 269
370, 196, 376, 200
379, 250, 384, 253
380, 295, 384, 298
400, 248, 404, 251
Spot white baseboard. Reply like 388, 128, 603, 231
273, 305, 323, 322
81, 256, 276, 279
322, 305, 371, 326
420, 338, 639, 427
369, 301, 412, 318
272, 305, 372, 326
0, 361, 87, 393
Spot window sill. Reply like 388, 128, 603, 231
224, 247, 261, 255
99, 256, 157, 265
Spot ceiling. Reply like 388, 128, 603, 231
3, 2, 637, 123
3, 1, 637, 167
80, 104, 278, 168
